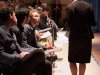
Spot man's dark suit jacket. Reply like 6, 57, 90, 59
66, 0, 96, 40
52, 3, 62, 19
11, 25, 24, 46
11, 25, 35, 51
37, 13, 51, 30
22, 23, 47, 50
0, 25, 22, 75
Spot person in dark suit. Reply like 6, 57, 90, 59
0, 6, 52, 75
21, 8, 53, 50
32, 0, 41, 8
52, 0, 62, 28
66, 0, 96, 75
36, 6, 59, 40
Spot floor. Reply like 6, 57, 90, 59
92, 32, 100, 66
53, 31, 100, 75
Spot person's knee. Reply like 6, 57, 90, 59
34, 48, 45, 61
45, 60, 52, 70
34, 48, 44, 55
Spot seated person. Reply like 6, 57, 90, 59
15, 0, 24, 12
36, 6, 63, 40
11, 7, 30, 47
35, 6, 57, 40
11, 7, 57, 61
21, 8, 53, 50
41, 3, 63, 32
0, 6, 52, 75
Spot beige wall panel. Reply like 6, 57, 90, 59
24, 0, 70, 5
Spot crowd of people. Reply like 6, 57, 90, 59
0, 0, 58, 75
0, 0, 96, 75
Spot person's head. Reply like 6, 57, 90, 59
29, 9, 40, 27
35, 0, 40, 3
10, 0, 16, 7
42, 6, 50, 16
41, 3, 47, 8
0, 6, 17, 26
16, 7, 30, 26
18, 0, 24, 7
0, 1, 6, 9
55, 0, 59, 4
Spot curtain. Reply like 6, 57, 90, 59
84, 0, 100, 32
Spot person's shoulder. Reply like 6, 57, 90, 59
24, 24, 30, 28
83, 1, 92, 7
79, 1, 93, 9
11, 26, 19, 31
40, 13, 45, 17
23, 24, 31, 32
24, 24, 31, 30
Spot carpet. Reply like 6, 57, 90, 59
92, 32, 100, 67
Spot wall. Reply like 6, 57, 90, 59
24, 0, 70, 5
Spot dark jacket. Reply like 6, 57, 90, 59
11, 25, 24, 47
0, 25, 34, 75
66, 0, 96, 40
52, 3, 62, 18
37, 13, 51, 30
22, 23, 47, 50
11, 25, 35, 50
0, 25, 22, 75
32, 1, 41, 7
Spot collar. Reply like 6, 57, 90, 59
1, 25, 10, 33
27, 23, 35, 30
17, 23, 24, 31
0, 25, 13, 37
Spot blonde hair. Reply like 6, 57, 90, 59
29, 9, 40, 17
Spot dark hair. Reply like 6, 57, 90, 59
42, 6, 50, 12
16, 7, 30, 24
0, 6, 13, 22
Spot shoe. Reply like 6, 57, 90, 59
54, 37, 57, 40
45, 47, 62, 52
57, 28, 63, 32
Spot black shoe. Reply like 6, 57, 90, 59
54, 37, 57, 40
57, 28, 63, 32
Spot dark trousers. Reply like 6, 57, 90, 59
53, 17, 60, 28
50, 23, 57, 39
11, 49, 52, 75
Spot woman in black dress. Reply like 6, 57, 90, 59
32, 0, 41, 8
